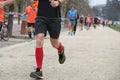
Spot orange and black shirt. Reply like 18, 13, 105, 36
25, 5, 37, 23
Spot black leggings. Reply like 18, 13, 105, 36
0, 22, 3, 31
74, 19, 78, 34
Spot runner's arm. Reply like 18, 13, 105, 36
0, 0, 14, 9
3, 0, 14, 6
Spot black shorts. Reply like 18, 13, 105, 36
0, 22, 3, 31
94, 21, 98, 24
27, 23, 35, 28
35, 17, 61, 39
80, 20, 84, 24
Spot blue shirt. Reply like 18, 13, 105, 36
68, 10, 77, 21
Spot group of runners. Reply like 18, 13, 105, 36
66, 6, 109, 36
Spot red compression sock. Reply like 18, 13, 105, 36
35, 48, 44, 69
57, 42, 63, 54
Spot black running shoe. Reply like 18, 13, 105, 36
58, 46, 66, 64
30, 68, 43, 79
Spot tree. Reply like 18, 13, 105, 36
13, 0, 92, 18
61, 0, 93, 17
92, 6, 101, 16
106, 0, 120, 20
14, 0, 28, 24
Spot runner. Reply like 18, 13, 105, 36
102, 20, 105, 27
67, 6, 77, 36
25, 0, 37, 41
93, 17, 99, 29
73, 12, 79, 35
0, 0, 14, 32
30, 0, 66, 79
85, 15, 92, 30
79, 15, 84, 31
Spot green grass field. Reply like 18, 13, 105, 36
110, 25, 120, 32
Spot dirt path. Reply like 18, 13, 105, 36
0, 26, 120, 80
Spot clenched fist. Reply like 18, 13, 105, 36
49, 0, 60, 7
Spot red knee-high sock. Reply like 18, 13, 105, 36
57, 42, 63, 54
35, 48, 44, 69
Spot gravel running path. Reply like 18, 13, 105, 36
0, 26, 120, 80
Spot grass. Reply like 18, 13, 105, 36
110, 25, 120, 32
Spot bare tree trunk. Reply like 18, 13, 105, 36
8, 4, 14, 37
18, 3, 21, 25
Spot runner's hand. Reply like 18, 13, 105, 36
0, 2, 5, 9
50, 0, 60, 7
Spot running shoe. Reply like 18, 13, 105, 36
58, 46, 66, 64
